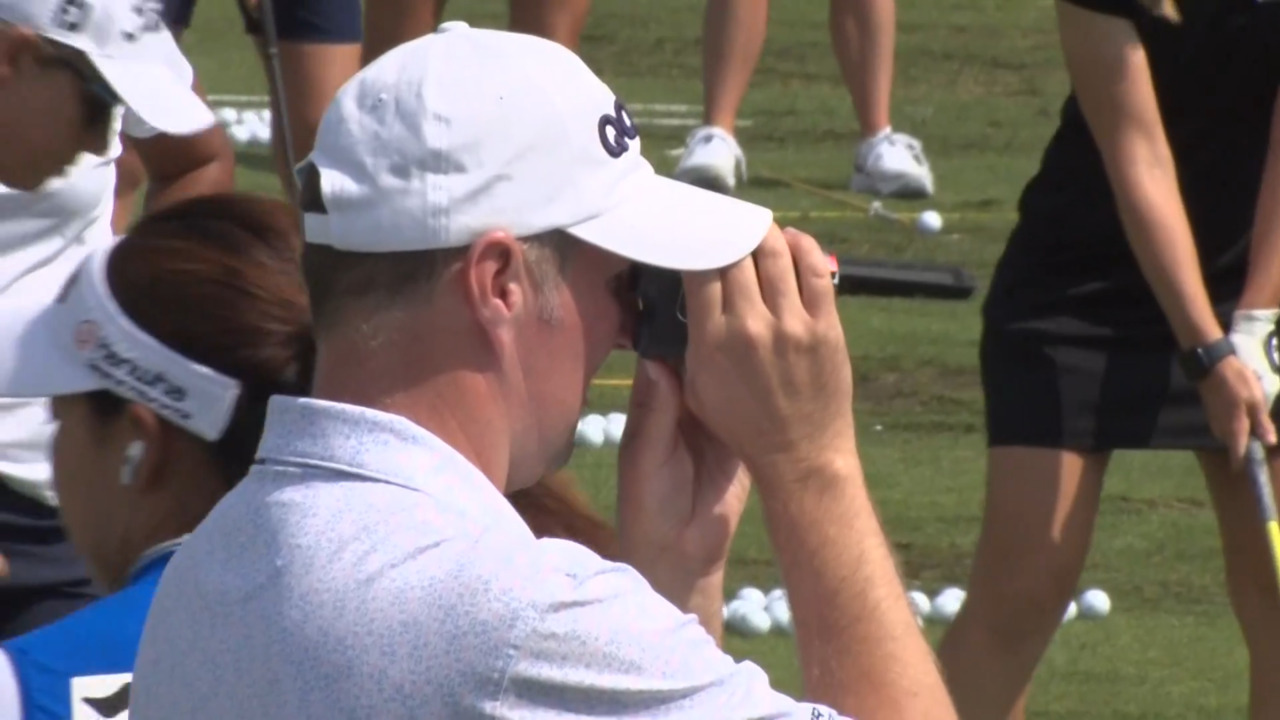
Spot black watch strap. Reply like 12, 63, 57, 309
1177, 337, 1236, 383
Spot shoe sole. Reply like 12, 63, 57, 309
850, 172, 933, 200
674, 166, 736, 196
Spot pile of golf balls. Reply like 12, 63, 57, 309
214, 106, 273, 148
723, 586, 792, 637
910, 586, 1111, 626
575, 412, 627, 447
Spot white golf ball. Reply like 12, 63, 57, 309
916, 209, 944, 235
214, 106, 240, 125
1062, 599, 1078, 624
1078, 588, 1111, 619
227, 123, 253, 146
722, 603, 729, 621
765, 587, 787, 605
765, 598, 792, 634
725, 600, 771, 636
574, 415, 606, 448
735, 586, 767, 608
603, 412, 627, 445
929, 587, 966, 623
907, 590, 931, 619
251, 123, 272, 146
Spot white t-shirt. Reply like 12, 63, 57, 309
0, 59, 193, 505
132, 397, 849, 719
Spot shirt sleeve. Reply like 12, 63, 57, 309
500, 554, 849, 719
0, 650, 22, 720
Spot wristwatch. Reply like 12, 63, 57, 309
1177, 337, 1236, 383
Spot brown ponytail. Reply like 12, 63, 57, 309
509, 472, 618, 560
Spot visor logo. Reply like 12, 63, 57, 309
598, 99, 638, 159
51, 0, 90, 33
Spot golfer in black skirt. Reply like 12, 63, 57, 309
936, 0, 1280, 717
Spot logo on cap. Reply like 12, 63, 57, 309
598, 99, 638, 159
74, 321, 100, 353
51, 0, 90, 33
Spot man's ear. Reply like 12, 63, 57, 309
464, 231, 532, 330
122, 403, 166, 492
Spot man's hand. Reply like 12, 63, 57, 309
681, 224, 855, 482
616, 358, 751, 637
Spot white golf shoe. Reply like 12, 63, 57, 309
673, 125, 746, 195
850, 129, 935, 199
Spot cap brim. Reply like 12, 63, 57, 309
0, 299, 102, 400
565, 173, 773, 271
92, 56, 214, 137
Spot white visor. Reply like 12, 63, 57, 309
0, 247, 241, 442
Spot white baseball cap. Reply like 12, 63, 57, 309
0, 0, 213, 136
0, 246, 241, 442
300, 22, 773, 271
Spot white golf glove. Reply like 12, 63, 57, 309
1228, 309, 1280, 412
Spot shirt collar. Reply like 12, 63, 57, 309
128, 534, 187, 583
255, 396, 505, 502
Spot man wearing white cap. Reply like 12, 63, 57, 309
132, 23, 955, 720
0, 0, 231, 641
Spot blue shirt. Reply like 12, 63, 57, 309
131, 397, 846, 719
0, 545, 179, 720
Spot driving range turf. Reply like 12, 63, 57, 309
177, 0, 1253, 715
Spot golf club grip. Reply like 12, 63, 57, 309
1245, 438, 1280, 587
835, 257, 977, 300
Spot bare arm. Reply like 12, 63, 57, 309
754, 450, 952, 719
1057, 1, 1222, 348
1240, 93, 1280, 310
132, 123, 235, 214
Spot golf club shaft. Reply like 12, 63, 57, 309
256, 0, 299, 182
1245, 437, 1280, 589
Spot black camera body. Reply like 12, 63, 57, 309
631, 266, 687, 361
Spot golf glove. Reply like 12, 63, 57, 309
1228, 309, 1280, 411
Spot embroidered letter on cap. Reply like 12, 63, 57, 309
598, 99, 638, 159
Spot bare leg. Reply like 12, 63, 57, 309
252, 40, 362, 198
937, 447, 1109, 719
1197, 450, 1280, 720
828, 0, 894, 139
509, 0, 593, 50
701, 0, 769, 134
362, 0, 447, 66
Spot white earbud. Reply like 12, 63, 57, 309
119, 440, 145, 486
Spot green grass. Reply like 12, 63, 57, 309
178, 1, 1250, 715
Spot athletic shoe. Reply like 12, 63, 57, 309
850, 129, 935, 199
673, 125, 746, 195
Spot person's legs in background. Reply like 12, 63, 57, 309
828, 0, 933, 198
1197, 451, 1280, 720
935, 447, 1108, 719
509, 0, 593, 51
364, 0, 591, 68
237, 0, 363, 201
672, 0, 765, 194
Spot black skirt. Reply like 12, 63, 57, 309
981, 325, 1280, 451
